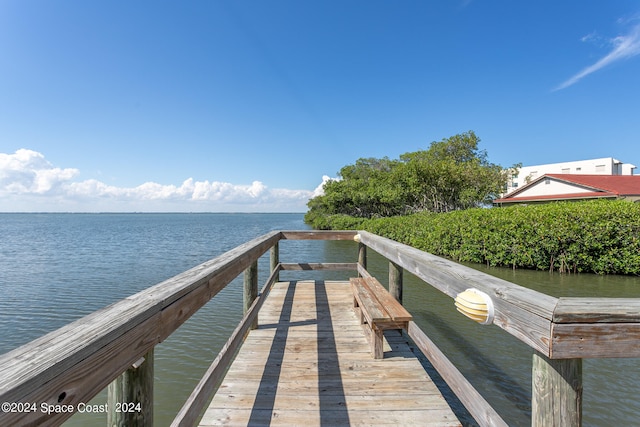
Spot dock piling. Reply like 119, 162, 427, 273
107, 348, 154, 427
244, 260, 259, 330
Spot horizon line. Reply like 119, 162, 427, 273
0, 211, 307, 215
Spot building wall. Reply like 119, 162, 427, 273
506, 157, 636, 194
514, 178, 592, 197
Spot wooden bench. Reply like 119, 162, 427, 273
350, 277, 413, 359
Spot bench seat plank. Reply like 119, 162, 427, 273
350, 277, 413, 359
352, 280, 388, 323
362, 277, 413, 322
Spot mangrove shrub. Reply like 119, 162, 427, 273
321, 200, 640, 275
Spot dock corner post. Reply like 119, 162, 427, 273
531, 351, 582, 427
358, 243, 367, 277
107, 347, 154, 427
389, 261, 403, 304
270, 242, 279, 283
244, 260, 259, 329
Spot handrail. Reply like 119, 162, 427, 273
0, 230, 281, 426
1, 229, 638, 427
357, 230, 640, 359
171, 264, 285, 427
357, 230, 557, 354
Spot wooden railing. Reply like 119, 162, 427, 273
1, 230, 639, 426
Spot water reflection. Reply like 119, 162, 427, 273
345, 242, 640, 427
57, 233, 640, 426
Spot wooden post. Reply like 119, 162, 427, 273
270, 242, 279, 283
107, 348, 154, 427
532, 351, 582, 427
389, 261, 403, 304
358, 243, 367, 277
244, 260, 258, 329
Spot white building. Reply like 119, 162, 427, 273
505, 157, 637, 194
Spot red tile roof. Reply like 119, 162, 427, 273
544, 174, 640, 195
494, 174, 640, 204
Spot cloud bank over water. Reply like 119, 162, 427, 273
0, 149, 320, 212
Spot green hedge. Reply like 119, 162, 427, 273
311, 200, 640, 275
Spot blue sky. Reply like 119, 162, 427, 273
1, 0, 639, 212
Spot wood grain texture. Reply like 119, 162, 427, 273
389, 261, 403, 304
554, 297, 640, 323
279, 230, 358, 240
357, 230, 557, 355
362, 277, 412, 322
0, 231, 281, 427
198, 280, 461, 427
107, 348, 154, 427
351, 277, 412, 359
6, 228, 640, 427
172, 266, 283, 427
551, 322, 640, 359
280, 262, 358, 271
407, 322, 508, 427
532, 351, 582, 427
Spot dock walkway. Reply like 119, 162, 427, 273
199, 280, 461, 426
4, 230, 625, 426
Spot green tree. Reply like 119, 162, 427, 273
305, 131, 513, 227
394, 131, 509, 213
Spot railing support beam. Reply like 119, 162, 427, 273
270, 242, 279, 283
532, 351, 582, 427
358, 242, 367, 277
107, 348, 154, 427
244, 260, 259, 330
389, 261, 403, 304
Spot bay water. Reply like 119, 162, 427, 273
1, 213, 639, 426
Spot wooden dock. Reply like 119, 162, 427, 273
7, 230, 636, 426
199, 280, 461, 426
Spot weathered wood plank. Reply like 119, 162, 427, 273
171, 265, 283, 427
553, 297, 640, 323
107, 348, 154, 427
211, 377, 443, 396
532, 351, 582, 427
279, 230, 358, 240
200, 408, 461, 427
357, 263, 373, 278
279, 262, 358, 271
358, 242, 367, 276
551, 322, 640, 359
199, 280, 461, 427
363, 277, 412, 322
350, 277, 413, 359
358, 230, 557, 355
270, 242, 280, 282
407, 322, 508, 427
209, 393, 446, 411
389, 261, 403, 303
243, 260, 258, 330
0, 231, 281, 427
351, 278, 388, 323
224, 363, 434, 381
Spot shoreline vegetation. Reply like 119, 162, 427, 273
304, 132, 640, 276
306, 200, 640, 275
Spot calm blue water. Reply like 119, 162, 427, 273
1, 213, 639, 426
0, 213, 309, 354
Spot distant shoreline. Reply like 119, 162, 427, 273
0, 211, 306, 215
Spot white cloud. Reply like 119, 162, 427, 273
0, 149, 79, 194
0, 149, 325, 212
311, 175, 337, 198
555, 22, 640, 91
